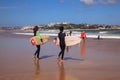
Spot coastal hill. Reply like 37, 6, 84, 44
0, 22, 120, 31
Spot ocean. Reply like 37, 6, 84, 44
14, 29, 120, 39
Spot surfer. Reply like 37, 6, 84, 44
97, 35, 100, 40
69, 31, 72, 36
33, 26, 43, 60
81, 31, 86, 40
57, 26, 66, 62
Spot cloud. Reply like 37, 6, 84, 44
99, 0, 117, 4
80, 0, 118, 5
60, 0, 64, 3
106, 0, 117, 4
80, 0, 95, 5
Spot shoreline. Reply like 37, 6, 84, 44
13, 32, 120, 39
1, 31, 120, 40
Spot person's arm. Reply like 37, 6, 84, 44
36, 31, 43, 42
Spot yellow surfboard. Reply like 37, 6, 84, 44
30, 35, 50, 45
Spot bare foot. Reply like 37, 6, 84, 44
60, 59, 65, 62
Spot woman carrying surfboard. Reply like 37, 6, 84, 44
33, 26, 43, 60
57, 26, 66, 62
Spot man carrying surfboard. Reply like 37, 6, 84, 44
33, 26, 43, 60
57, 26, 66, 62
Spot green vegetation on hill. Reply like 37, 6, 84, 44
0, 23, 120, 31
43, 23, 120, 30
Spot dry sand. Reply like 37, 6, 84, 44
0, 32, 120, 80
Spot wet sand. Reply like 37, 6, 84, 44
0, 32, 120, 80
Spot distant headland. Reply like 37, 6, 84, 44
0, 22, 120, 31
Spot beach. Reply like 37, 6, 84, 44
0, 32, 120, 80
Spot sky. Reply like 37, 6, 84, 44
0, 0, 120, 27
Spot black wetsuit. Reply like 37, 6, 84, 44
58, 32, 66, 60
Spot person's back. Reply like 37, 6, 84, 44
57, 26, 66, 62
58, 32, 66, 45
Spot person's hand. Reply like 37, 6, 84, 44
40, 39, 43, 44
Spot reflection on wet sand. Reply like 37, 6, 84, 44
57, 61, 79, 80
33, 59, 41, 80
57, 62, 65, 80
33, 59, 47, 80
80, 40, 85, 57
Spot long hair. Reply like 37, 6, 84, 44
33, 26, 39, 36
